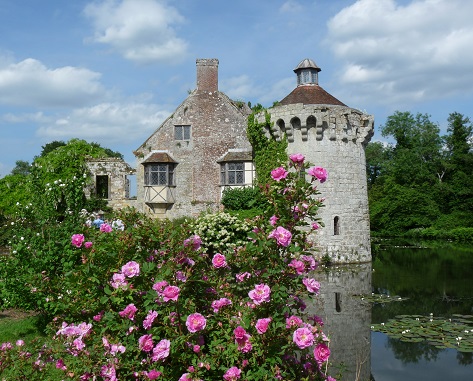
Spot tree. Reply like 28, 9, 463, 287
40, 140, 66, 157
10, 160, 31, 176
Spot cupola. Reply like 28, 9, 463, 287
294, 58, 321, 86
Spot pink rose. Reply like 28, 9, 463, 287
302, 278, 320, 293
162, 285, 180, 302
184, 235, 202, 250
313, 342, 331, 364
286, 315, 303, 328
100, 223, 113, 233
179, 373, 192, 381
186, 313, 207, 333
139, 334, 154, 352
269, 215, 278, 226
311, 222, 320, 230
255, 318, 271, 334
268, 226, 292, 247
223, 366, 242, 381
121, 261, 140, 278
152, 280, 168, 293
233, 326, 247, 340
119, 304, 137, 320
84, 241, 93, 249
211, 297, 232, 313
235, 272, 251, 282
71, 234, 84, 248
143, 310, 158, 329
212, 253, 227, 268
145, 370, 162, 380
110, 273, 128, 289
270, 166, 288, 181
301, 255, 318, 271
152, 339, 170, 362
293, 327, 314, 349
288, 259, 305, 274
248, 284, 271, 305
308, 166, 327, 183
289, 153, 305, 165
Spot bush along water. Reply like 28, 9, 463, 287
0, 154, 334, 381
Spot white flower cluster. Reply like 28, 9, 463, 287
192, 212, 253, 254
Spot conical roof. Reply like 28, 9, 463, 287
279, 58, 347, 107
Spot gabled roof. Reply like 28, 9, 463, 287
279, 84, 347, 107
142, 152, 177, 164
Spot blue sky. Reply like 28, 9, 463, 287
1, 0, 473, 176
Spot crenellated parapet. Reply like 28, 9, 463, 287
260, 104, 374, 146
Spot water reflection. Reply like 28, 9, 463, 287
309, 263, 372, 381
309, 241, 473, 380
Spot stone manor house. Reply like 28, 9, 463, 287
86, 58, 374, 263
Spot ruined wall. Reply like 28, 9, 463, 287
264, 104, 374, 263
85, 158, 136, 210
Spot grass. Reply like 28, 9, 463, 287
0, 309, 44, 344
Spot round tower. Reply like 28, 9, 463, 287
269, 58, 374, 263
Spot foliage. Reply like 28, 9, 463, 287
0, 155, 334, 380
371, 314, 473, 353
10, 160, 31, 176
221, 186, 265, 211
247, 109, 287, 186
367, 111, 473, 237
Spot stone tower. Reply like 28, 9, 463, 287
267, 58, 374, 263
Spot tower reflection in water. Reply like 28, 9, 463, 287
307, 263, 372, 381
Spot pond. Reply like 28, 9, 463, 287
309, 240, 473, 381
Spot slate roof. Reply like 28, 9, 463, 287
279, 85, 347, 107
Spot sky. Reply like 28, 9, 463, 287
1, 0, 473, 177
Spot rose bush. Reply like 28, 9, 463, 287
0, 154, 335, 381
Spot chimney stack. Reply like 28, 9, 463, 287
196, 58, 219, 93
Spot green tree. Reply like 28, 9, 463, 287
10, 160, 31, 176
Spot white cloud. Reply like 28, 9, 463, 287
84, 0, 188, 64
279, 0, 304, 14
36, 102, 170, 144
0, 58, 106, 107
326, 0, 473, 106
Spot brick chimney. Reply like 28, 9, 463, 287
196, 58, 219, 92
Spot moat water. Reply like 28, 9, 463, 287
311, 240, 473, 381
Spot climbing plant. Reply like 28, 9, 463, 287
247, 107, 288, 186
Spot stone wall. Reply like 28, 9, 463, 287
263, 104, 374, 263
134, 59, 252, 219
85, 157, 136, 210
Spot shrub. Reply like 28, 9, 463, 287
0, 154, 335, 381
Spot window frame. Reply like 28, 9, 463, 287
220, 162, 245, 186
174, 125, 191, 141
144, 163, 175, 186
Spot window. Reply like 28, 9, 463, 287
144, 164, 175, 186
221, 162, 245, 185
175, 125, 191, 141
96, 175, 109, 199
334, 216, 340, 235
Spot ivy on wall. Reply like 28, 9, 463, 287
247, 107, 288, 186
